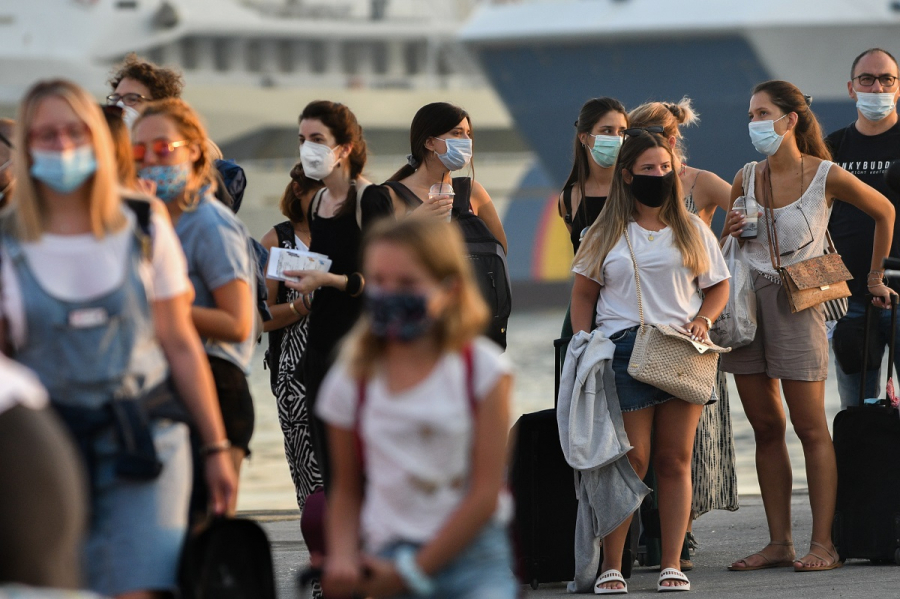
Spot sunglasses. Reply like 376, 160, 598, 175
133, 138, 189, 162
623, 126, 665, 138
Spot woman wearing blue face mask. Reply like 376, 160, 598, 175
721, 80, 896, 573
559, 97, 628, 254
0, 79, 236, 598
133, 98, 255, 517
384, 102, 508, 253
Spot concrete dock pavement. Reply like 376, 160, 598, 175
249, 492, 900, 598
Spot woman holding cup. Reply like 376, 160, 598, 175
384, 102, 507, 251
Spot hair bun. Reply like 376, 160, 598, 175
406, 153, 420, 168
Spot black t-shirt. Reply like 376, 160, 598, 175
561, 185, 607, 253
827, 121, 900, 298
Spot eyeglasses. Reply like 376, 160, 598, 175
772, 203, 815, 257
623, 126, 665, 138
106, 93, 149, 107
852, 74, 898, 88
29, 123, 91, 147
133, 138, 189, 162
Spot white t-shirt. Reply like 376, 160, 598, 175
0, 208, 189, 347
0, 356, 48, 416
316, 337, 513, 553
573, 216, 730, 337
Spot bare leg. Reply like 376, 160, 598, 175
653, 399, 703, 587
227, 447, 246, 515
729, 373, 795, 568
782, 379, 839, 568
595, 407, 654, 591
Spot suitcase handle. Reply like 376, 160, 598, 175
858, 294, 899, 407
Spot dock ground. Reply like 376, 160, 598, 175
250, 491, 900, 598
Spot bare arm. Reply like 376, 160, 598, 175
469, 181, 508, 253
691, 170, 733, 227
826, 165, 896, 307
721, 170, 747, 240
153, 292, 236, 514
571, 273, 601, 334
260, 228, 306, 333
192, 279, 254, 342
684, 279, 729, 340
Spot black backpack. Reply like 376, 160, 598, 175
384, 178, 512, 349
179, 517, 276, 599
450, 178, 512, 349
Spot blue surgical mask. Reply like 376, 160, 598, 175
588, 134, 622, 168
748, 113, 789, 156
138, 163, 191, 203
30, 145, 97, 193
434, 137, 472, 171
366, 288, 433, 342
856, 92, 897, 122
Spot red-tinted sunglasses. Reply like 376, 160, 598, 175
133, 138, 189, 162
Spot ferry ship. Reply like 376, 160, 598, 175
462, 0, 900, 237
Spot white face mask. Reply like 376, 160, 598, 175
300, 141, 339, 181
748, 113, 789, 156
115, 101, 141, 133
856, 92, 897, 122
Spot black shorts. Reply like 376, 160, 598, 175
208, 356, 255, 455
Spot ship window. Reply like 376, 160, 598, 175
277, 40, 293, 73
309, 41, 326, 74
246, 40, 262, 73
372, 43, 388, 75
213, 39, 231, 72
404, 42, 423, 76
116, 1, 138, 9
342, 43, 359, 75
181, 38, 197, 70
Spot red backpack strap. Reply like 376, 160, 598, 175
462, 344, 477, 415
354, 378, 367, 467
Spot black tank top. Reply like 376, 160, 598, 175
562, 185, 607, 253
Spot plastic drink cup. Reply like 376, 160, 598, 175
734, 196, 758, 239
428, 183, 454, 222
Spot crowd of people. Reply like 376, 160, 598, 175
0, 45, 897, 598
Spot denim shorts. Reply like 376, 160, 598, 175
376, 523, 517, 599
609, 326, 674, 412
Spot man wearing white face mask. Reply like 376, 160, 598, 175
827, 48, 900, 409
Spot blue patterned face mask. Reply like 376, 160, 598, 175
138, 163, 191, 203
30, 145, 97, 193
366, 288, 433, 342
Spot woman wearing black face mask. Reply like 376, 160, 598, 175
570, 132, 730, 593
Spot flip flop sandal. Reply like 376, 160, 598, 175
657, 568, 690, 593
594, 569, 627, 595
728, 541, 795, 571
793, 541, 844, 572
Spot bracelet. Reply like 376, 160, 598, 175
288, 300, 301, 317
394, 546, 434, 596
693, 315, 713, 330
200, 439, 231, 456
345, 272, 365, 297
301, 293, 314, 311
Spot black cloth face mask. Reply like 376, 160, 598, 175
628, 171, 675, 208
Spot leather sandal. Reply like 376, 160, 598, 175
728, 541, 795, 571
793, 541, 844, 572
594, 569, 627, 595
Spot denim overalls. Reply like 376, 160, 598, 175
2, 222, 191, 596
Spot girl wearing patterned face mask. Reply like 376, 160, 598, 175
1, 80, 236, 597
133, 97, 255, 518
383, 102, 508, 254
318, 217, 517, 599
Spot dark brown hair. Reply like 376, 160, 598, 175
388, 102, 472, 181
280, 162, 322, 223
299, 100, 367, 219
108, 53, 184, 100
752, 80, 830, 160
562, 97, 628, 200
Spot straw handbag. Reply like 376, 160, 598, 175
623, 228, 730, 405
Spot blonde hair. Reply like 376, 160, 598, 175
628, 97, 699, 163
9, 79, 124, 241
134, 98, 216, 209
341, 218, 490, 380
574, 132, 710, 283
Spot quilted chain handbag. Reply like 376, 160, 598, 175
759, 161, 852, 314
623, 228, 730, 405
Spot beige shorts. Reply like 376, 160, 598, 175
720, 271, 828, 381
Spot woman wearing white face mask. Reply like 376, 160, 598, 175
721, 80, 895, 573
384, 102, 507, 253
285, 100, 394, 487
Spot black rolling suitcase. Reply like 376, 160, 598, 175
833, 296, 900, 564
508, 337, 634, 590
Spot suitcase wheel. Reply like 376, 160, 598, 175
895, 549, 900, 566
530, 578, 539, 590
